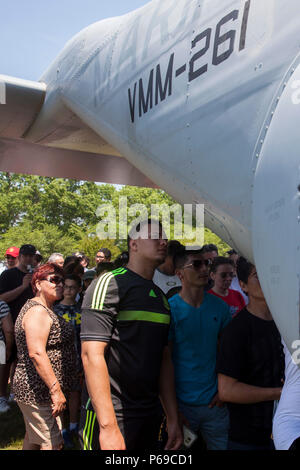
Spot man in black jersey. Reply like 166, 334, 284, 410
217, 257, 285, 450
79, 219, 183, 451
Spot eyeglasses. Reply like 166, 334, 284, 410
183, 259, 211, 270
44, 275, 65, 286
218, 272, 235, 279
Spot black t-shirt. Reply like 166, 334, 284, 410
0, 267, 34, 323
217, 308, 285, 445
80, 267, 170, 418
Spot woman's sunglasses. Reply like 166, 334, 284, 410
44, 275, 65, 286
183, 259, 211, 270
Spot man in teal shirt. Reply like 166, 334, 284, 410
168, 248, 231, 450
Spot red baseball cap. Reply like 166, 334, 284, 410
5, 247, 20, 258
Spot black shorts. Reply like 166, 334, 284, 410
79, 406, 163, 451
6, 342, 17, 364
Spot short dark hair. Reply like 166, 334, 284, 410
174, 248, 203, 270
63, 255, 78, 267
64, 273, 82, 288
236, 257, 254, 284
202, 244, 218, 254
113, 251, 129, 269
63, 256, 84, 277
167, 240, 184, 259
97, 248, 111, 259
210, 256, 235, 273
96, 262, 114, 276
127, 218, 163, 251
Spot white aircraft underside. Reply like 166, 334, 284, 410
0, 0, 299, 353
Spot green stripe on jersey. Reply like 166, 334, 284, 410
91, 272, 113, 310
83, 410, 97, 450
117, 310, 170, 325
91, 268, 127, 310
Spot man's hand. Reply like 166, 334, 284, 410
208, 392, 224, 408
99, 423, 126, 450
22, 274, 32, 289
164, 418, 183, 450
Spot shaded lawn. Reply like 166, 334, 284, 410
0, 403, 80, 451
0, 402, 25, 450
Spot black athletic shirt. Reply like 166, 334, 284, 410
80, 267, 171, 418
217, 308, 285, 445
0, 267, 34, 323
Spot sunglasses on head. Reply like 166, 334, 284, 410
218, 272, 235, 279
45, 275, 65, 286
183, 259, 211, 270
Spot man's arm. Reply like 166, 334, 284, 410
1, 313, 14, 360
218, 373, 282, 404
159, 345, 183, 450
81, 341, 126, 450
0, 274, 32, 303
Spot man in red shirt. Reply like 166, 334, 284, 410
208, 257, 245, 317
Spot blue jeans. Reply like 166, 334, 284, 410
178, 401, 229, 450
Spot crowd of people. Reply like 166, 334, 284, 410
0, 223, 299, 451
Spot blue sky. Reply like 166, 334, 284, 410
0, 0, 150, 81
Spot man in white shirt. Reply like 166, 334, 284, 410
227, 249, 248, 305
273, 341, 300, 450
153, 241, 183, 298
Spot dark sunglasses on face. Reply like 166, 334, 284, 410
218, 272, 235, 279
45, 275, 65, 286
183, 259, 211, 270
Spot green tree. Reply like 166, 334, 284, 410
0, 172, 233, 262
0, 221, 77, 260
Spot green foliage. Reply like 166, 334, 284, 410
203, 228, 231, 256
0, 173, 232, 261
76, 235, 121, 268
0, 221, 76, 260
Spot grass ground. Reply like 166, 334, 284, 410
0, 401, 25, 450
0, 401, 80, 451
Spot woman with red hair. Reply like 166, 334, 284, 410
13, 263, 78, 450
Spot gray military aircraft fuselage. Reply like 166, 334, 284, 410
1, 0, 299, 353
